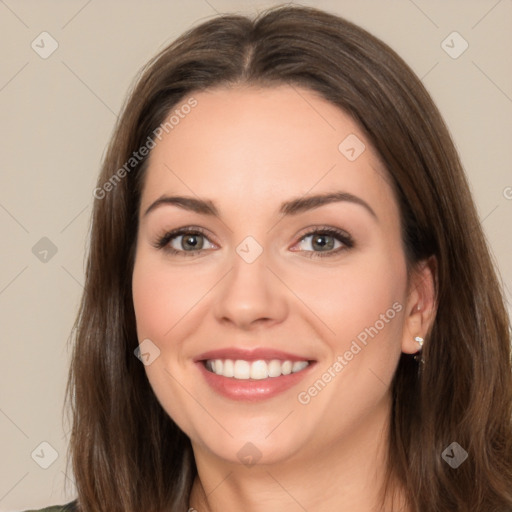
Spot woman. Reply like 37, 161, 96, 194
27, 4, 512, 512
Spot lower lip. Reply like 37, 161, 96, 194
197, 361, 316, 401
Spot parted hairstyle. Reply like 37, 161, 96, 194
64, 5, 512, 511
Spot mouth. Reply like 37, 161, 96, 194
195, 348, 316, 401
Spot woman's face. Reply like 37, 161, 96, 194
132, 85, 422, 467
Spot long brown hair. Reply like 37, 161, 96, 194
65, 5, 512, 511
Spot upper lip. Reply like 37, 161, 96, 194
195, 348, 315, 363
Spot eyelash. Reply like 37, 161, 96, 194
153, 225, 354, 259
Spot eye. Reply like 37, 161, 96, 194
292, 227, 354, 258
153, 227, 216, 256
153, 225, 354, 258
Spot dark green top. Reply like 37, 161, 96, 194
24, 508, 66, 512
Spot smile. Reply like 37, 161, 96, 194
195, 348, 316, 401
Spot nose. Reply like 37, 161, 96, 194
212, 247, 289, 331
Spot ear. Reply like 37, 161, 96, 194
401, 256, 437, 354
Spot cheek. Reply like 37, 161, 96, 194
131, 250, 199, 430
132, 250, 209, 341
288, 247, 408, 397
132, 257, 171, 340
298, 254, 406, 340
292, 251, 407, 429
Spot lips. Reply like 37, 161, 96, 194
195, 347, 313, 363
195, 347, 316, 401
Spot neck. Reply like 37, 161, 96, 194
189, 392, 409, 512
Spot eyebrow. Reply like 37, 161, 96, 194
143, 191, 377, 220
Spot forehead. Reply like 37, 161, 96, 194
140, 85, 396, 221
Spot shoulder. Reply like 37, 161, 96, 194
23, 501, 77, 512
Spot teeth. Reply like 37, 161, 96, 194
205, 358, 310, 379
223, 359, 234, 377
250, 360, 268, 380
213, 359, 223, 374
281, 360, 292, 375
268, 359, 282, 378
292, 361, 309, 372
234, 360, 250, 379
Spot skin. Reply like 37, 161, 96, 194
131, 85, 436, 512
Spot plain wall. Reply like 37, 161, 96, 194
0, 0, 511, 510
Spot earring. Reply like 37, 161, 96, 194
414, 336, 424, 364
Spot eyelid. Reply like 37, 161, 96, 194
294, 225, 352, 242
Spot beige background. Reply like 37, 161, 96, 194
0, 0, 511, 510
